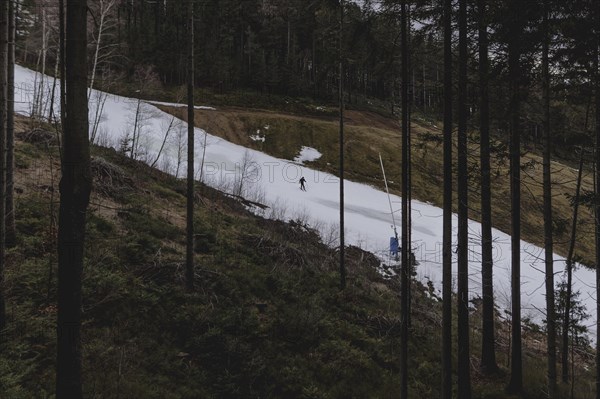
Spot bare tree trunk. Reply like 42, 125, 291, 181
457, 0, 471, 396
130, 97, 141, 159
56, 0, 91, 396
198, 125, 208, 183
400, 1, 409, 398
90, 1, 105, 95
185, 0, 195, 291
5, 0, 14, 248
150, 115, 177, 169
595, 1, 600, 397
507, 0, 523, 392
39, 7, 48, 119
407, 3, 412, 328
49, 55, 59, 123
0, 0, 8, 330
59, 0, 66, 130
563, 147, 584, 383
441, 0, 453, 396
339, 0, 346, 290
478, 0, 498, 374
541, 2, 556, 396
89, 0, 117, 95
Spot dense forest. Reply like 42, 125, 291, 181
0, 0, 600, 398
15, 0, 599, 152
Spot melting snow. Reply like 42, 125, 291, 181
294, 146, 322, 164
146, 100, 216, 111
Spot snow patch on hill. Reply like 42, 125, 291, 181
294, 146, 322, 164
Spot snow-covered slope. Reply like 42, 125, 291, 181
14, 65, 597, 339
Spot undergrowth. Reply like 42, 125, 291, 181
0, 121, 595, 398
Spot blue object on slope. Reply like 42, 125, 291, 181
390, 237, 399, 256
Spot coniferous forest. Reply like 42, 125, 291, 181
1, 0, 600, 398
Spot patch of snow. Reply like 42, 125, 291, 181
294, 146, 322, 164
146, 100, 216, 111
250, 134, 266, 143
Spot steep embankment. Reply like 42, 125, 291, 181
1, 116, 594, 398
0, 115, 593, 398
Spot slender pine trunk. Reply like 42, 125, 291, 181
6, 0, 14, 248
507, 0, 523, 391
0, 0, 8, 330
594, 1, 600, 397
339, 0, 346, 290
478, 0, 497, 374
59, 0, 65, 131
400, 2, 410, 398
563, 147, 584, 383
185, 0, 195, 291
541, 1, 556, 396
441, 0, 453, 396
457, 0, 471, 397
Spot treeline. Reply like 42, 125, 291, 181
16, 0, 600, 154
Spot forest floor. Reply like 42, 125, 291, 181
0, 114, 594, 398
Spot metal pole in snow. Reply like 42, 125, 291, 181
379, 153, 399, 257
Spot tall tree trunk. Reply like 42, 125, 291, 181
5, 0, 14, 248
541, 1, 556, 396
478, 0, 497, 374
457, 0, 471, 397
507, 0, 523, 392
563, 147, 584, 383
59, 0, 66, 130
400, 1, 409, 398
339, 0, 346, 290
407, 3, 412, 328
0, 0, 7, 330
185, 0, 195, 291
56, 0, 91, 396
595, 1, 600, 397
39, 7, 47, 119
441, 0, 453, 396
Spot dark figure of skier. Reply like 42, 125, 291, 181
299, 176, 307, 191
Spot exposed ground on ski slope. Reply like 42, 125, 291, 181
13, 65, 597, 342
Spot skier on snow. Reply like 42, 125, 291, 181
299, 176, 307, 191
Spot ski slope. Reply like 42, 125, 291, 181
13, 65, 597, 340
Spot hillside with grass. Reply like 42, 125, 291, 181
0, 113, 594, 398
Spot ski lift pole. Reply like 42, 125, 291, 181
379, 153, 400, 259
